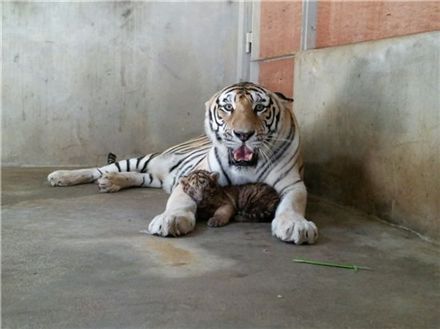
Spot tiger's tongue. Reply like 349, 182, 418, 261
233, 145, 254, 161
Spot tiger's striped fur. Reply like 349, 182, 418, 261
48, 82, 318, 244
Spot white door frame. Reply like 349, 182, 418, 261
236, 1, 259, 83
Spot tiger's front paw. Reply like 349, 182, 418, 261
148, 211, 196, 237
97, 173, 122, 193
272, 213, 318, 244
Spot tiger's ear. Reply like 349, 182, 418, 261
205, 91, 221, 111
274, 92, 294, 103
210, 172, 220, 182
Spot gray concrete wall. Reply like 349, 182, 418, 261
294, 32, 440, 241
2, 1, 239, 166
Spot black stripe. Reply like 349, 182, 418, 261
126, 159, 130, 172
279, 178, 303, 197
140, 153, 158, 173
170, 154, 205, 191
136, 156, 143, 169
107, 152, 117, 164
177, 148, 208, 169
163, 135, 207, 154
180, 155, 204, 177
273, 163, 296, 189
140, 176, 145, 187
92, 168, 103, 182
269, 109, 281, 133
148, 173, 153, 184
274, 144, 300, 177
257, 130, 294, 180
270, 97, 283, 133
169, 158, 186, 173
214, 147, 231, 185
171, 148, 208, 176
275, 92, 294, 102
115, 162, 121, 172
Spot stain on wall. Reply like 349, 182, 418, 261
294, 32, 440, 240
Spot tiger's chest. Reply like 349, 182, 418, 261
227, 168, 258, 185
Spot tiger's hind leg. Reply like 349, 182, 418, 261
48, 168, 101, 187
48, 153, 161, 191
97, 172, 163, 192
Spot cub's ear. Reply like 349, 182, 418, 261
274, 92, 294, 103
180, 176, 188, 186
210, 172, 220, 182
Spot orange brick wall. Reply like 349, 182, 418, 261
258, 1, 440, 94
259, 59, 295, 98
259, 1, 302, 58
316, 1, 440, 48
258, 1, 302, 97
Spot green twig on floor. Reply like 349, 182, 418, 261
293, 258, 371, 271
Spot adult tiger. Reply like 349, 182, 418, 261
48, 82, 318, 244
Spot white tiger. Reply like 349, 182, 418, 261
48, 82, 318, 244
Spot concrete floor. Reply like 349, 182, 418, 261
2, 168, 439, 329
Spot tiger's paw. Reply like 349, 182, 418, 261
48, 170, 94, 187
148, 211, 196, 237
48, 171, 69, 186
97, 173, 122, 193
272, 213, 318, 244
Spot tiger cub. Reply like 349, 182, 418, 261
180, 170, 279, 227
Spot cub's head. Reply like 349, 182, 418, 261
180, 170, 220, 203
205, 82, 293, 167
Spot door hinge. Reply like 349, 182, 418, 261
245, 31, 253, 54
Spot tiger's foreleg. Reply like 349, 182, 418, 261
271, 181, 318, 244
148, 183, 197, 236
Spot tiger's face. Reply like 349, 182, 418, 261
205, 82, 293, 167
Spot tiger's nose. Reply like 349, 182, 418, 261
233, 130, 255, 142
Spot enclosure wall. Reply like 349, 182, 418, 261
294, 32, 440, 240
257, 1, 440, 97
2, 1, 239, 166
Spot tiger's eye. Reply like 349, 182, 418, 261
255, 104, 265, 112
223, 104, 233, 111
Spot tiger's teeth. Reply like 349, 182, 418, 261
244, 153, 253, 161
232, 145, 254, 161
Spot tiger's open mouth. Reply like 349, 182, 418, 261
228, 145, 258, 166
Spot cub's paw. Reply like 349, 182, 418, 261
97, 173, 122, 193
207, 216, 229, 227
148, 211, 195, 237
272, 213, 318, 244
